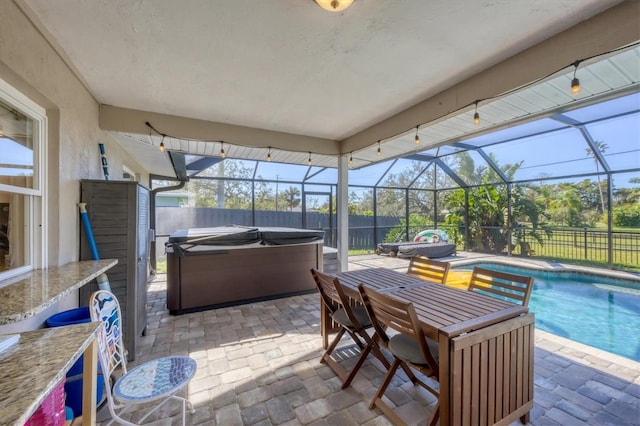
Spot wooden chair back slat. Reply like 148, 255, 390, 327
311, 268, 342, 313
311, 268, 391, 389
358, 284, 438, 373
468, 267, 534, 307
358, 283, 441, 425
407, 256, 450, 284
359, 286, 415, 341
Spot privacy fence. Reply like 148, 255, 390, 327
155, 207, 397, 252
155, 207, 639, 270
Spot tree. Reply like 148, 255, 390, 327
442, 156, 548, 253
348, 190, 373, 215
585, 141, 608, 214
187, 160, 255, 208
280, 186, 301, 211
548, 184, 583, 227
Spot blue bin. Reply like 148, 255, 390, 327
46, 307, 105, 417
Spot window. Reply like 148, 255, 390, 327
0, 77, 46, 278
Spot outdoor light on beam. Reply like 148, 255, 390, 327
314, 0, 355, 12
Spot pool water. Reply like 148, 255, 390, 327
454, 264, 640, 362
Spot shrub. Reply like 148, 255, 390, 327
613, 204, 640, 227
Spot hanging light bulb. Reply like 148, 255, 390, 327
220, 142, 226, 158
571, 77, 581, 94
267, 146, 272, 162
349, 152, 353, 167
376, 141, 381, 157
414, 126, 420, 145
314, 0, 355, 12
159, 135, 165, 152
307, 152, 312, 166
571, 60, 581, 94
473, 101, 480, 125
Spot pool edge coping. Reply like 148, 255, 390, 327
536, 328, 640, 372
448, 256, 640, 283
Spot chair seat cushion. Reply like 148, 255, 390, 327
332, 306, 371, 329
113, 356, 197, 402
388, 334, 439, 365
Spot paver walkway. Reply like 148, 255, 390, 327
96, 255, 640, 425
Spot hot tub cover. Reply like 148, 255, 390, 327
259, 227, 324, 245
168, 225, 260, 245
166, 225, 324, 254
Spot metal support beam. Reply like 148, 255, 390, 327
464, 190, 470, 251
405, 188, 410, 241
507, 183, 512, 256
434, 158, 468, 188
455, 143, 509, 183
607, 175, 613, 269
552, 113, 612, 173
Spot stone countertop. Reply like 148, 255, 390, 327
0, 322, 101, 425
0, 259, 118, 325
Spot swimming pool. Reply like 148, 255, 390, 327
454, 263, 640, 362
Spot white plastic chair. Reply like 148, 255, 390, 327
89, 290, 197, 425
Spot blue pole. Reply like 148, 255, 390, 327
79, 203, 99, 260
79, 203, 111, 291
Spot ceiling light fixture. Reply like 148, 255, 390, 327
267, 146, 272, 161
314, 0, 355, 12
414, 126, 420, 145
473, 101, 480, 125
220, 142, 226, 158
376, 141, 381, 157
571, 60, 582, 94
159, 135, 165, 152
349, 152, 353, 167
307, 152, 312, 166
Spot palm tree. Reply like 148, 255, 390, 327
585, 140, 608, 214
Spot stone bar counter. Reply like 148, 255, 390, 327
0, 322, 101, 425
0, 259, 117, 324
0, 259, 118, 425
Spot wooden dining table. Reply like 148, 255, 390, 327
323, 267, 535, 426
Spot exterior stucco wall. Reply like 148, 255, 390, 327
0, 1, 149, 266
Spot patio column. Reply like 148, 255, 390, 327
337, 154, 349, 272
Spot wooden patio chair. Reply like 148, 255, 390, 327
357, 284, 440, 426
406, 256, 450, 284
310, 268, 390, 389
468, 267, 535, 306
89, 290, 197, 425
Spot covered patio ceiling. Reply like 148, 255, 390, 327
18, 0, 638, 178
126, 45, 640, 181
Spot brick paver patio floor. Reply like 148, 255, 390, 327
96, 255, 640, 425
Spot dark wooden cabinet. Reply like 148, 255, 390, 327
79, 180, 150, 361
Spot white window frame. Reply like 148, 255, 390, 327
0, 77, 47, 279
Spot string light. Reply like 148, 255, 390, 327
144, 43, 638, 168
143, 121, 331, 166
159, 135, 165, 152
571, 60, 581, 94
349, 152, 353, 167
473, 101, 480, 125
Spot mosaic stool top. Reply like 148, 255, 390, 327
113, 356, 197, 403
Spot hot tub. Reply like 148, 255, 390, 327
166, 226, 324, 314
